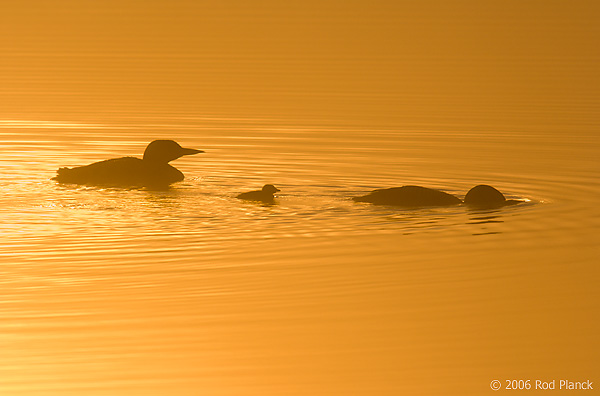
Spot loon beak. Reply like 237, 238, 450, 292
180, 147, 204, 156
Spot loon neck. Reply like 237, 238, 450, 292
142, 157, 174, 165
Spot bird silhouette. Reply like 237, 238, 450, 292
353, 185, 461, 207
53, 140, 203, 187
463, 184, 520, 208
353, 184, 521, 208
236, 184, 280, 203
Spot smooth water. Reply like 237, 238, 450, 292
1, 1, 599, 395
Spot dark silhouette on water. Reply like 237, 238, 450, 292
463, 184, 520, 208
353, 185, 461, 207
237, 184, 280, 203
353, 184, 521, 208
53, 140, 203, 187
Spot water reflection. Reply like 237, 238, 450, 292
467, 212, 505, 225
0, 119, 596, 396
467, 210, 506, 236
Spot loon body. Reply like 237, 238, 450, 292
237, 184, 280, 203
352, 185, 461, 207
353, 184, 521, 208
53, 140, 203, 187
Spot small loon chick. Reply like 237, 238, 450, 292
463, 184, 520, 208
237, 184, 280, 203
353, 185, 461, 207
53, 140, 203, 187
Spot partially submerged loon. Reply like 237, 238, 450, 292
463, 184, 520, 208
53, 140, 203, 187
353, 185, 520, 208
353, 185, 461, 207
236, 184, 280, 203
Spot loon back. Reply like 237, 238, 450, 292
54, 157, 185, 187
353, 185, 461, 207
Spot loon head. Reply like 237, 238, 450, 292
464, 184, 507, 207
262, 184, 280, 194
142, 140, 203, 163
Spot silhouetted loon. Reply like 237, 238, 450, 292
53, 140, 203, 187
236, 184, 280, 203
353, 184, 520, 208
353, 185, 461, 207
463, 184, 520, 208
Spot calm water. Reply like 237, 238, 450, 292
1, 1, 599, 395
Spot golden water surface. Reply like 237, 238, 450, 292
1, 1, 599, 395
